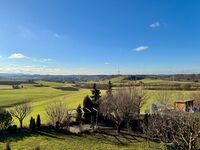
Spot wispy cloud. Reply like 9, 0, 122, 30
54, 33, 61, 38
105, 62, 110, 65
31, 58, 52, 63
8, 53, 52, 64
134, 45, 149, 52
149, 21, 160, 28
0, 66, 94, 75
8, 53, 28, 59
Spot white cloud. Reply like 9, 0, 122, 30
54, 33, 61, 38
8, 53, 28, 59
105, 62, 110, 65
0, 66, 89, 75
150, 21, 160, 28
134, 45, 149, 52
31, 58, 52, 63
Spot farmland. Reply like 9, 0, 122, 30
0, 84, 92, 126
0, 80, 195, 125
0, 79, 197, 150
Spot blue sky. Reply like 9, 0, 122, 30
0, 0, 200, 75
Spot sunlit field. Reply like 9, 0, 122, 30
0, 81, 195, 126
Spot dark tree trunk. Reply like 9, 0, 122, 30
20, 119, 23, 129
117, 125, 120, 133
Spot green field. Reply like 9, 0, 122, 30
0, 80, 195, 150
0, 81, 194, 125
0, 131, 163, 150
0, 82, 92, 126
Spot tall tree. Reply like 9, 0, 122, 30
10, 103, 31, 129
31, 118, 36, 131
29, 117, 33, 129
36, 114, 41, 129
90, 83, 101, 102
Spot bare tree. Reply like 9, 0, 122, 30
100, 86, 146, 133
146, 111, 200, 150
45, 101, 67, 125
10, 103, 31, 129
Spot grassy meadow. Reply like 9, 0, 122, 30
0, 131, 163, 150
0, 80, 196, 150
0, 80, 195, 125
0, 82, 93, 126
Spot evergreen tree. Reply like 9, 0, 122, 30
90, 83, 101, 102
83, 95, 93, 120
83, 95, 93, 108
36, 114, 41, 129
29, 117, 33, 129
32, 118, 36, 131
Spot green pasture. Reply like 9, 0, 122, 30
0, 80, 195, 150
0, 132, 162, 150
0, 85, 12, 90
0, 85, 92, 126
35, 80, 68, 87
0, 81, 195, 126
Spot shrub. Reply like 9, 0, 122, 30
83, 95, 93, 108
29, 117, 36, 131
45, 101, 67, 125
83, 96, 93, 120
76, 104, 82, 123
0, 109, 12, 131
7, 125, 17, 134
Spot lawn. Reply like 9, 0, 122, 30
0, 131, 163, 150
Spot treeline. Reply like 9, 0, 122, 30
74, 82, 200, 91
0, 73, 119, 82
0, 80, 34, 85
125, 74, 200, 82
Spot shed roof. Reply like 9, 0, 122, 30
175, 99, 194, 103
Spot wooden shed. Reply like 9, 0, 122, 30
174, 99, 194, 112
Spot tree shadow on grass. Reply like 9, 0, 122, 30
0, 129, 66, 143
93, 129, 162, 149
0, 129, 33, 143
